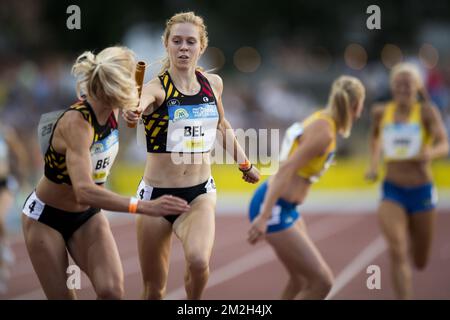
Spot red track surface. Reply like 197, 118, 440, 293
2, 211, 450, 300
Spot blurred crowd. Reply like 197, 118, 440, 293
1, 49, 450, 181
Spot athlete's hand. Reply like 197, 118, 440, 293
242, 166, 260, 184
121, 108, 142, 125
247, 214, 268, 245
364, 167, 378, 182
140, 195, 190, 217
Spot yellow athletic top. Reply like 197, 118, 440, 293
279, 111, 336, 183
381, 101, 431, 161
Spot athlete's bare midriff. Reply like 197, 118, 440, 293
385, 160, 432, 187
34, 176, 101, 212
143, 153, 212, 188
268, 174, 311, 205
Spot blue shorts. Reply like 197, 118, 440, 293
381, 180, 437, 215
248, 181, 300, 233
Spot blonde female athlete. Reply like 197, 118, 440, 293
248, 76, 366, 300
123, 12, 260, 300
22, 46, 190, 299
366, 63, 449, 299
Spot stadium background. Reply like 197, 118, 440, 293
1, 0, 449, 299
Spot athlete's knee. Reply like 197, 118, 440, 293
389, 242, 408, 263
310, 269, 334, 298
186, 253, 210, 274
96, 282, 124, 300
288, 275, 303, 293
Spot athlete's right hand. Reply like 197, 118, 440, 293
121, 108, 142, 125
247, 214, 268, 245
140, 195, 190, 217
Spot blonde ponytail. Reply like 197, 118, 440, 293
327, 76, 365, 138
72, 46, 139, 111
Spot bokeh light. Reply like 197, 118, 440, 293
233, 46, 262, 73
381, 44, 403, 69
344, 43, 367, 70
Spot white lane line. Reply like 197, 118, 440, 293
165, 215, 363, 299
326, 235, 387, 300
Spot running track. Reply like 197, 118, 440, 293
2, 211, 450, 300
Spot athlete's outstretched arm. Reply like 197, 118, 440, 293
365, 104, 384, 182
121, 79, 160, 124
62, 111, 190, 216
423, 103, 449, 160
208, 73, 260, 184
248, 119, 333, 244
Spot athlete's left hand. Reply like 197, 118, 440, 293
242, 166, 260, 184
247, 214, 268, 245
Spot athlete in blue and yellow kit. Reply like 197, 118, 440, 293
248, 76, 366, 299
366, 63, 449, 299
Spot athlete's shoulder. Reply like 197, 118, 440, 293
305, 116, 334, 143
58, 108, 93, 135
371, 102, 387, 122
203, 72, 223, 89
145, 77, 165, 91
421, 101, 442, 124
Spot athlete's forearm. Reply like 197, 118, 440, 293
219, 118, 249, 164
429, 139, 449, 160
73, 182, 132, 213
369, 135, 382, 170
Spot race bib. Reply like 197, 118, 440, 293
90, 129, 119, 183
309, 150, 335, 183
166, 103, 219, 153
279, 122, 304, 161
383, 123, 422, 160
37, 110, 65, 155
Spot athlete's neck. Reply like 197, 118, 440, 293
168, 66, 200, 95
396, 100, 415, 114
86, 97, 114, 125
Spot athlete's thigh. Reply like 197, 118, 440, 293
67, 212, 123, 286
266, 219, 331, 279
377, 200, 409, 249
136, 215, 173, 284
22, 214, 75, 299
174, 192, 216, 260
